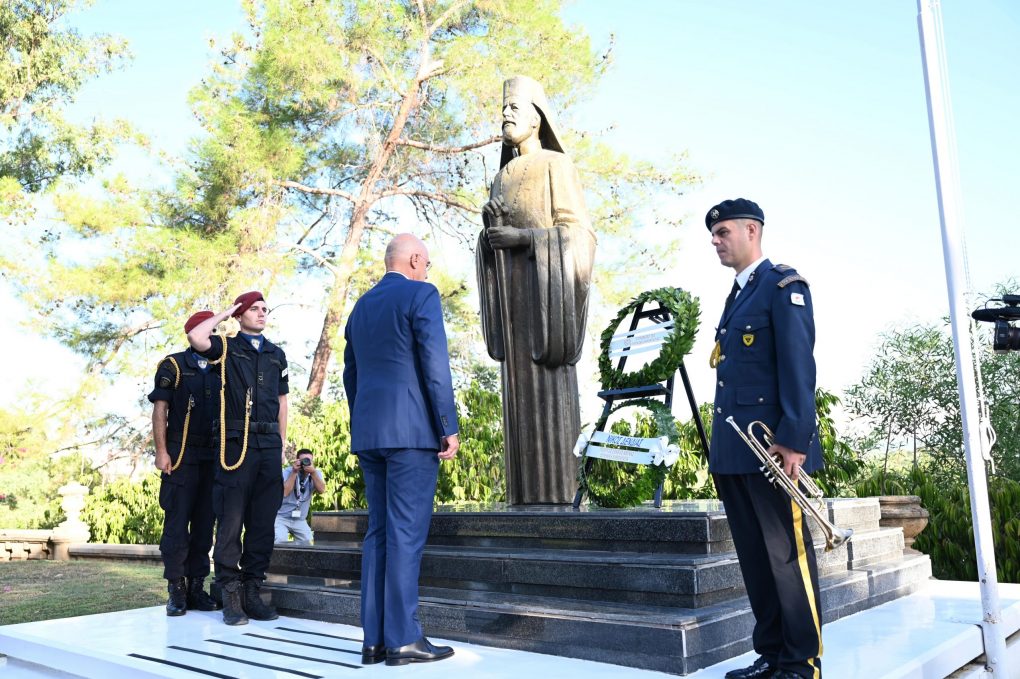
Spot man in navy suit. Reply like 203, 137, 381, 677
343, 233, 459, 667
707, 199, 824, 679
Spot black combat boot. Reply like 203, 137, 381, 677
221, 581, 249, 626
186, 577, 222, 611
241, 579, 279, 621
166, 577, 187, 616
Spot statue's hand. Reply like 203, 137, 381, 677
482, 196, 509, 228
487, 226, 531, 250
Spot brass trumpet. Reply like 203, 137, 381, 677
725, 416, 853, 551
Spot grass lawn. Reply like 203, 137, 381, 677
0, 560, 166, 626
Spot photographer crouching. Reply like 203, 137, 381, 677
274, 448, 325, 545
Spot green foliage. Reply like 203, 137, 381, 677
855, 465, 1020, 583
846, 291, 1020, 485
812, 389, 865, 498
437, 365, 505, 503
81, 474, 163, 544
0, 0, 133, 193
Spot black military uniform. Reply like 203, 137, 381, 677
707, 199, 823, 679
148, 348, 221, 615
198, 328, 288, 625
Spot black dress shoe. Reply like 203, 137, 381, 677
772, 672, 804, 679
361, 644, 386, 665
385, 637, 454, 666
725, 656, 776, 679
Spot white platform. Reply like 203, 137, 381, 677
2, 580, 1020, 678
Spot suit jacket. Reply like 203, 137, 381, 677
709, 259, 823, 474
343, 272, 459, 452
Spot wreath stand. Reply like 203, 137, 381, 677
573, 289, 710, 509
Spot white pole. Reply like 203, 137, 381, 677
916, 1, 1008, 675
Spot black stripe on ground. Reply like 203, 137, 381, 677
243, 631, 360, 654
275, 625, 362, 643
167, 645, 322, 678
127, 653, 237, 679
206, 639, 362, 669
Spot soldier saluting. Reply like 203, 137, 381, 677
149, 310, 223, 616
187, 291, 289, 626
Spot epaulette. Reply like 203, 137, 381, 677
157, 355, 182, 389
777, 274, 809, 288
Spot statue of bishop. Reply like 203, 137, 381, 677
477, 75, 596, 505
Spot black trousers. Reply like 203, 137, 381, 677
714, 473, 823, 679
158, 455, 216, 581
212, 441, 283, 585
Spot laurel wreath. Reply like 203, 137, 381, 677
580, 287, 702, 507
580, 399, 681, 508
597, 287, 701, 389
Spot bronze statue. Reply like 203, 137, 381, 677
477, 75, 596, 505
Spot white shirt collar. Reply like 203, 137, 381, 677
386, 270, 410, 280
735, 255, 768, 290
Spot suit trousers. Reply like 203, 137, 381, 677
714, 473, 823, 679
158, 456, 216, 581
356, 447, 440, 649
212, 442, 283, 585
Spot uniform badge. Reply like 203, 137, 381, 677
281, 367, 288, 378
197, 359, 208, 370
742, 334, 755, 347
709, 208, 720, 220
158, 376, 172, 388
791, 293, 805, 306
251, 338, 261, 350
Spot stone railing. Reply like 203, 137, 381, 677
0, 481, 91, 562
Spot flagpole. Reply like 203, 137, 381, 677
916, 1, 1008, 675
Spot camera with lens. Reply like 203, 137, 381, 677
972, 294, 1020, 354
300, 458, 312, 467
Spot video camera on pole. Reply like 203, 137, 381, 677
972, 294, 1020, 353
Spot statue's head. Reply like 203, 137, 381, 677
500, 75, 564, 168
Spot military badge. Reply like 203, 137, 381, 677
158, 376, 172, 388
709, 208, 720, 220
791, 293, 805, 306
251, 338, 261, 350
742, 333, 755, 347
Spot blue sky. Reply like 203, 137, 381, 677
6, 1, 1019, 428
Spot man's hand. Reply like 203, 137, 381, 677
768, 443, 807, 482
155, 450, 172, 475
439, 434, 459, 460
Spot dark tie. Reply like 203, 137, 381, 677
723, 280, 740, 313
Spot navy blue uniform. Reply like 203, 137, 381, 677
148, 350, 220, 581
198, 333, 288, 586
711, 259, 824, 679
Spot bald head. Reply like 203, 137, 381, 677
385, 233, 431, 281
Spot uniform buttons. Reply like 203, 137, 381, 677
720, 328, 727, 334
745, 324, 752, 330
718, 380, 724, 387
720, 355, 726, 362
715, 407, 722, 414
757, 397, 764, 403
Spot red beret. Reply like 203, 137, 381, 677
232, 290, 265, 317
184, 310, 214, 334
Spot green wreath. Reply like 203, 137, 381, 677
598, 287, 701, 390
579, 399, 681, 508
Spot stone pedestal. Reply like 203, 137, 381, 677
878, 495, 930, 552
50, 482, 91, 560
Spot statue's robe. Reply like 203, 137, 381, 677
476, 149, 596, 504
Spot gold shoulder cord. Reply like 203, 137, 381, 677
709, 340, 722, 368
162, 357, 192, 472
218, 338, 253, 471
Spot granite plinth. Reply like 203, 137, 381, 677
264, 497, 931, 675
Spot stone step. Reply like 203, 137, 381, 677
264, 552, 932, 676
269, 526, 904, 609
